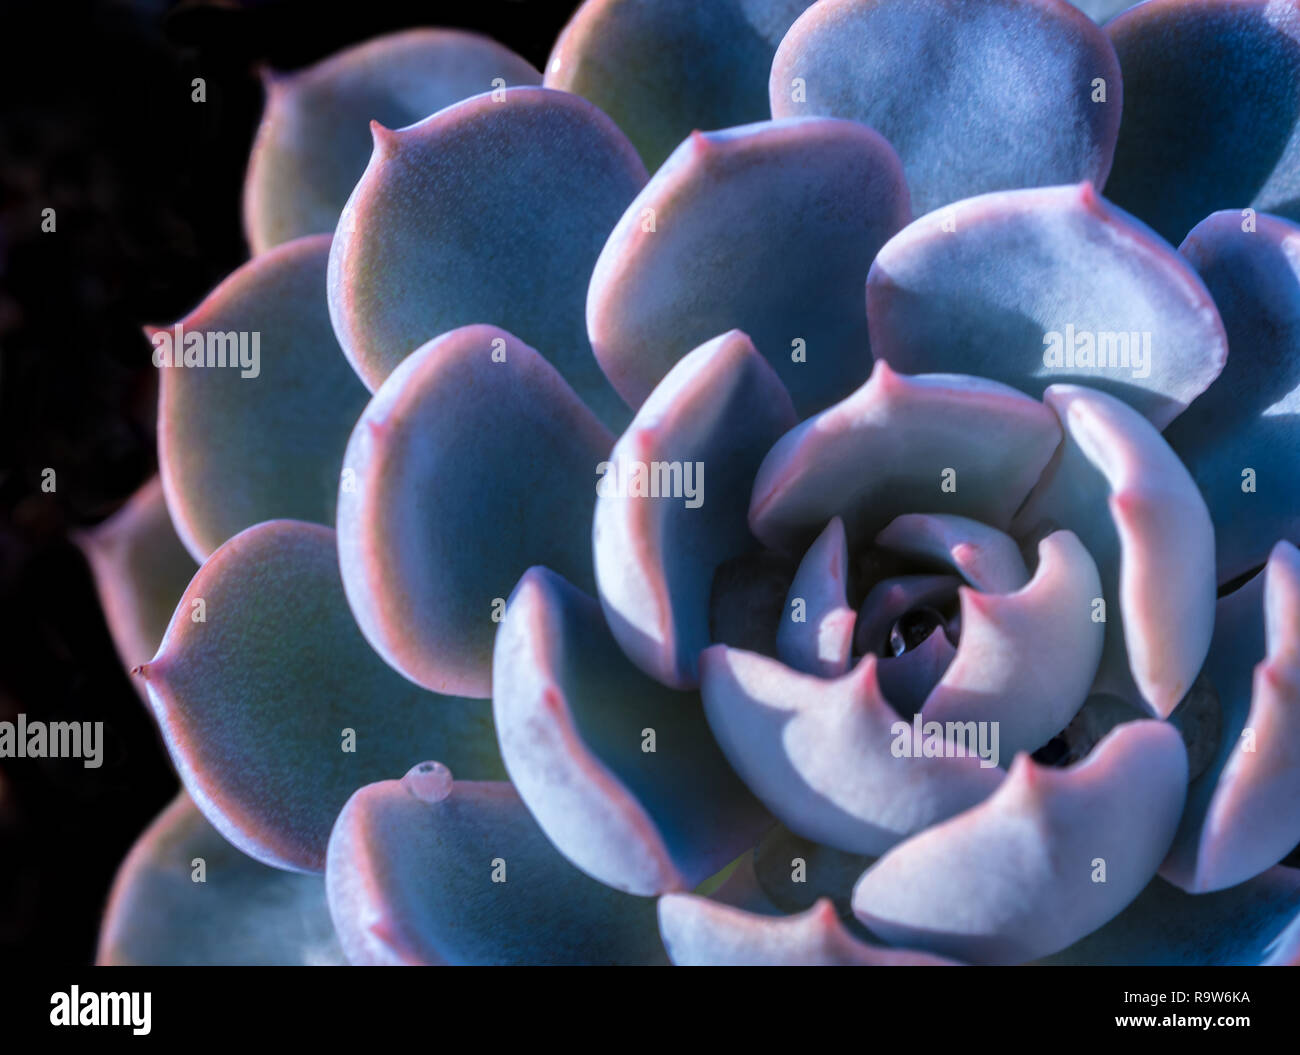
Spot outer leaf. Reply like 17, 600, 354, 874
1104, 0, 1300, 245
325, 772, 667, 965
1037, 867, 1300, 966
1165, 210, 1300, 584
545, 0, 813, 170
771, 0, 1121, 215
153, 235, 370, 560
327, 86, 644, 428
1162, 542, 1300, 892
588, 119, 909, 419
98, 793, 345, 966
338, 325, 614, 698
75, 476, 197, 685
137, 520, 504, 873
244, 29, 541, 252
866, 184, 1227, 428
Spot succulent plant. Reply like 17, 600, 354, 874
87, 0, 1300, 966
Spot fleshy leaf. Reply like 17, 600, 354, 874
699, 647, 1003, 856
749, 361, 1062, 553
658, 895, 957, 966
325, 772, 667, 965
866, 184, 1227, 429
854, 573, 961, 658
776, 517, 856, 678
876, 629, 956, 719
98, 793, 345, 966
327, 86, 644, 429
492, 566, 771, 896
922, 531, 1104, 759
244, 29, 541, 253
153, 235, 370, 561
852, 721, 1188, 964
1164, 211, 1300, 584
875, 514, 1028, 594
1104, 0, 1300, 245
338, 325, 613, 698
75, 476, 197, 684
136, 519, 504, 873
1037, 866, 1300, 966
771, 0, 1121, 216
587, 118, 909, 419
709, 551, 798, 656
545, 0, 813, 171
1163, 542, 1300, 893
594, 330, 797, 689
1012, 385, 1216, 716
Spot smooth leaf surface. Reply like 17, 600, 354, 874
138, 520, 504, 872
328, 86, 644, 428
244, 29, 540, 252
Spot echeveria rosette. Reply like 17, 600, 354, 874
91, 0, 1300, 967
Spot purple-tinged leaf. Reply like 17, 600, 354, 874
327, 87, 644, 428
338, 326, 613, 698
1037, 866, 1300, 966
875, 514, 1028, 594
867, 184, 1227, 429
771, 0, 1121, 216
492, 566, 771, 896
98, 793, 345, 966
153, 235, 370, 560
1165, 210, 1300, 584
1104, 0, 1300, 245
1013, 385, 1215, 717
545, 0, 814, 170
75, 476, 197, 685
588, 118, 909, 419
852, 721, 1187, 964
137, 520, 504, 873
876, 629, 955, 718
749, 361, 1062, 553
594, 331, 796, 689
853, 573, 960, 658
1163, 541, 1300, 893
776, 517, 856, 678
699, 648, 1003, 856
325, 772, 666, 964
244, 29, 540, 253
922, 531, 1103, 759
658, 895, 958, 966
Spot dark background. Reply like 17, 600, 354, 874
0, 0, 579, 965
